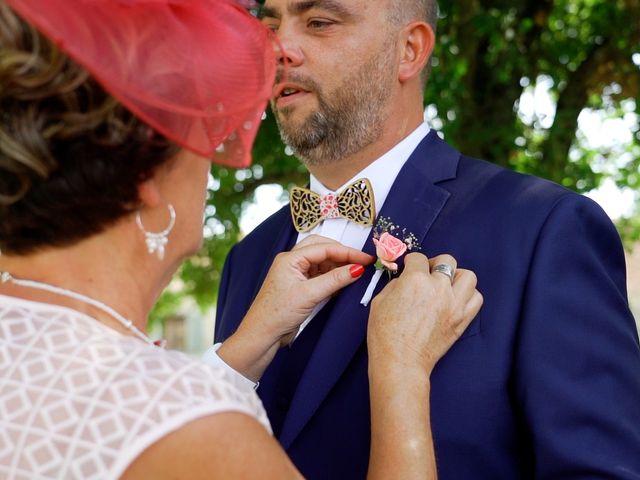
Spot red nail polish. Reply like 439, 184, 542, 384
349, 264, 365, 278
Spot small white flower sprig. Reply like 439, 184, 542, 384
360, 216, 420, 307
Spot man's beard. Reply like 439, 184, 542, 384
272, 42, 396, 167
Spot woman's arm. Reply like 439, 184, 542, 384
367, 253, 483, 479
217, 235, 374, 381
121, 413, 302, 480
123, 252, 481, 479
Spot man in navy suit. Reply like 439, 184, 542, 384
215, 0, 640, 477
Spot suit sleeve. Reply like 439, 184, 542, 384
214, 244, 237, 344
515, 194, 640, 478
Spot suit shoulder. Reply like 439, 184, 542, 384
456, 155, 581, 205
447, 155, 614, 234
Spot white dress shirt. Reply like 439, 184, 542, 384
294, 121, 431, 335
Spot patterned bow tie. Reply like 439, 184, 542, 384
289, 178, 376, 233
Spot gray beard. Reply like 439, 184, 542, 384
273, 43, 395, 167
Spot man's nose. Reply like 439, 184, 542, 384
274, 35, 303, 67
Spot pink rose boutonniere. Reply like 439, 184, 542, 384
360, 217, 419, 306
373, 232, 408, 272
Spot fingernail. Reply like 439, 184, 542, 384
349, 264, 365, 278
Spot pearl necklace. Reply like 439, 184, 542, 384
0, 271, 164, 347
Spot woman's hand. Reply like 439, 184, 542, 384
366, 253, 482, 480
247, 235, 374, 346
368, 252, 483, 377
218, 235, 374, 381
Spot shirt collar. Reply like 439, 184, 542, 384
309, 121, 430, 215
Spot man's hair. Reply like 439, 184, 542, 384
0, 3, 179, 255
388, 0, 439, 88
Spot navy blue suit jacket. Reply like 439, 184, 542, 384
215, 131, 640, 479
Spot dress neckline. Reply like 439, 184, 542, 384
0, 292, 126, 340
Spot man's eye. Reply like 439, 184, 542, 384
307, 19, 333, 29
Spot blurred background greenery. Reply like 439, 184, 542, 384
151, 0, 640, 345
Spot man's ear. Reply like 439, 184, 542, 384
398, 22, 435, 83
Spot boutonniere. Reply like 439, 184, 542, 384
360, 217, 419, 306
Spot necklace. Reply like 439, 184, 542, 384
0, 271, 164, 347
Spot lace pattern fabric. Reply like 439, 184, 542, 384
0, 295, 270, 479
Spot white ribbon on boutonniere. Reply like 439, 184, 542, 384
360, 217, 420, 307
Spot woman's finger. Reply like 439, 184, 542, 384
463, 290, 484, 323
308, 264, 320, 278
315, 260, 340, 276
401, 252, 431, 273
302, 263, 367, 304
291, 243, 374, 269
451, 269, 477, 299
428, 254, 458, 284
293, 234, 339, 249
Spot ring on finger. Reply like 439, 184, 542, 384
432, 263, 455, 283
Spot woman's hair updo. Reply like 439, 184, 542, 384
0, 2, 179, 255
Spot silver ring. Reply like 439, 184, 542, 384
432, 263, 455, 283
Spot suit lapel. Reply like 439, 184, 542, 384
253, 207, 298, 297
279, 131, 461, 448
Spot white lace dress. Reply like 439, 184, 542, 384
0, 295, 271, 479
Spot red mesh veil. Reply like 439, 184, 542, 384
6, 0, 276, 167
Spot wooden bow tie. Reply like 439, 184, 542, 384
289, 178, 376, 233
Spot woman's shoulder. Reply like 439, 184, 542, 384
0, 294, 270, 423
88, 334, 272, 476
0, 295, 270, 479
119, 341, 270, 428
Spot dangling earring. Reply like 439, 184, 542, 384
136, 204, 176, 260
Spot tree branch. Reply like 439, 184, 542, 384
541, 39, 615, 181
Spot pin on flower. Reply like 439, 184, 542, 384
360, 217, 419, 306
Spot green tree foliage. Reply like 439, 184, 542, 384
151, 0, 640, 324
432, 0, 639, 191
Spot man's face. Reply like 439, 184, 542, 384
261, 0, 399, 166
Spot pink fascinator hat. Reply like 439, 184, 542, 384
5, 0, 277, 167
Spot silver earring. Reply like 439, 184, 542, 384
135, 204, 176, 260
